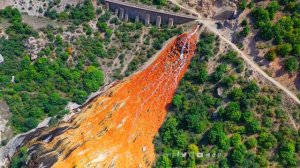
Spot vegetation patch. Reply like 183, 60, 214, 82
154, 31, 300, 167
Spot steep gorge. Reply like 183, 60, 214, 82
24, 25, 200, 168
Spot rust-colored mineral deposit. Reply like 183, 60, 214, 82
26, 27, 199, 168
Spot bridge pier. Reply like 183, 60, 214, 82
105, 3, 109, 10
105, 0, 197, 26
145, 14, 150, 26
135, 15, 139, 23
119, 8, 124, 20
156, 16, 161, 28
125, 13, 129, 22
168, 18, 174, 27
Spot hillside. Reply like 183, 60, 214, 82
1, 0, 300, 168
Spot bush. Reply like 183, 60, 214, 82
44, 10, 58, 19
224, 102, 241, 122
245, 119, 261, 134
69, 0, 95, 23
24, 117, 38, 129
83, 66, 104, 92
239, 25, 250, 37
245, 138, 257, 149
71, 89, 88, 104
0, 7, 22, 23
252, 8, 270, 27
278, 141, 297, 166
228, 88, 243, 101
239, 0, 247, 10
293, 44, 300, 57
258, 132, 277, 150
266, 1, 280, 19
284, 57, 299, 72
198, 65, 208, 84
11, 147, 28, 168
265, 50, 276, 61
231, 133, 242, 147
276, 43, 293, 57
228, 144, 247, 166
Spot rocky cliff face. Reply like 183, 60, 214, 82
183, 0, 239, 18
22, 26, 200, 168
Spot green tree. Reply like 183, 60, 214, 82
198, 65, 208, 84
217, 132, 230, 150
244, 81, 260, 98
83, 66, 104, 92
71, 89, 88, 104
155, 155, 172, 168
239, 25, 250, 37
228, 144, 247, 166
224, 102, 241, 122
210, 64, 228, 82
160, 117, 178, 145
229, 88, 243, 101
284, 57, 299, 72
207, 123, 224, 143
153, 0, 167, 6
266, 1, 280, 19
175, 131, 189, 149
278, 141, 297, 166
231, 133, 242, 147
221, 75, 235, 88
260, 22, 273, 40
245, 119, 261, 134
172, 94, 183, 110
245, 138, 257, 149
293, 44, 300, 57
258, 132, 277, 150
252, 8, 270, 27
265, 50, 276, 61
0, 6, 22, 23
239, 0, 247, 10
207, 123, 230, 150
11, 147, 28, 168
24, 117, 38, 130
187, 144, 198, 168
276, 43, 293, 57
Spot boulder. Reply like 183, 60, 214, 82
0, 54, 3, 64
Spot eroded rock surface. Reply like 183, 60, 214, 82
22, 27, 200, 168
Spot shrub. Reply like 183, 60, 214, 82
239, 25, 250, 37
276, 43, 293, 57
258, 132, 277, 150
265, 50, 276, 61
224, 102, 241, 122
245, 138, 257, 149
284, 57, 299, 72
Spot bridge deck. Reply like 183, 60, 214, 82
105, 0, 197, 25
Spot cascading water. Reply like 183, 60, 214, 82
23, 25, 200, 168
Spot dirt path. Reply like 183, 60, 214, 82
202, 20, 300, 104
169, 0, 300, 105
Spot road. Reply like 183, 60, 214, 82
170, 0, 300, 105
200, 20, 300, 104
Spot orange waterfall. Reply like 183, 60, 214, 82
27, 27, 199, 168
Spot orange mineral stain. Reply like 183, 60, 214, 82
30, 27, 199, 168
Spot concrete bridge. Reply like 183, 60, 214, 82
104, 0, 197, 27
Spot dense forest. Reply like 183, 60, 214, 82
154, 31, 300, 167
